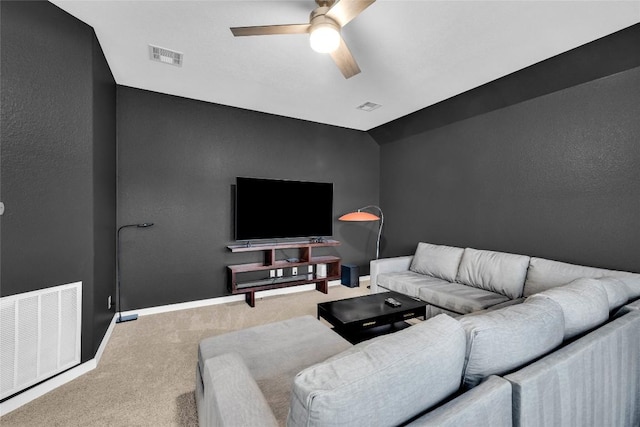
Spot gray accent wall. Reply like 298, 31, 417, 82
376, 66, 640, 273
116, 87, 379, 310
0, 1, 116, 362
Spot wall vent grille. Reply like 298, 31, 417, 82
149, 44, 183, 67
0, 282, 82, 400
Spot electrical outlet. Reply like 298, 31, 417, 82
292, 267, 298, 276
108, 295, 112, 310
269, 270, 276, 278
276, 268, 283, 277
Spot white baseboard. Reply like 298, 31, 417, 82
121, 276, 370, 318
0, 276, 369, 415
95, 313, 117, 364
0, 361, 97, 416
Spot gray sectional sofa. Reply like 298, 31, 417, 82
196, 243, 640, 427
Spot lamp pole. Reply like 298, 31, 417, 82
116, 222, 154, 323
357, 205, 384, 259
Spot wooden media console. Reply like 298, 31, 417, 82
227, 240, 341, 307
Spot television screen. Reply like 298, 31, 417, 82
235, 177, 333, 241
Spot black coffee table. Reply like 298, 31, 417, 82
317, 291, 428, 344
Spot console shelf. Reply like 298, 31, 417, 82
227, 240, 341, 307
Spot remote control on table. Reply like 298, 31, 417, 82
385, 297, 402, 308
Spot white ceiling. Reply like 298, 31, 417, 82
50, 1, 639, 131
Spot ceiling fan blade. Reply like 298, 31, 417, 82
326, 0, 375, 27
230, 24, 310, 37
330, 36, 361, 79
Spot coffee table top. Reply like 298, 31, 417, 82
318, 291, 427, 326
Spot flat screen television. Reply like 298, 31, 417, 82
235, 177, 333, 241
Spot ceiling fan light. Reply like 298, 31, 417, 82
310, 24, 340, 53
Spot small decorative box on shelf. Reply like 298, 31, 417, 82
227, 240, 341, 307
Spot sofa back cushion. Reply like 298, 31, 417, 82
455, 248, 530, 299
410, 242, 464, 282
527, 278, 610, 340
617, 275, 640, 299
458, 297, 564, 389
596, 277, 630, 311
287, 315, 466, 427
524, 257, 640, 298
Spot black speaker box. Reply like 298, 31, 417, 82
341, 264, 359, 288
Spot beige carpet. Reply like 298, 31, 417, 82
0, 282, 368, 426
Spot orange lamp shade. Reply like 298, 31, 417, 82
339, 211, 380, 221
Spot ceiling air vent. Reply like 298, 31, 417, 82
356, 102, 382, 112
149, 45, 183, 67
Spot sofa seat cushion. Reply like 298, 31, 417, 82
410, 242, 464, 282
524, 257, 640, 298
198, 315, 350, 380
198, 315, 351, 422
456, 248, 530, 299
527, 278, 610, 340
377, 271, 452, 298
287, 314, 467, 427
378, 271, 510, 315
458, 297, 564, 389
417, 281, 510, 315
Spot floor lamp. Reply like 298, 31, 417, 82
339, 205, 384, 259
116, 222, 154, 323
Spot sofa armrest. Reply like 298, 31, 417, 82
404, 376, 512, 426
370, 255, 414, 293
200, 353, 278, 427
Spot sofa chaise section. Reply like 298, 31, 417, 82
196, 315, 352, 425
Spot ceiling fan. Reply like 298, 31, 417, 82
230, 0, 375, 79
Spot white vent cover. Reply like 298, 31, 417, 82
0, 282, 82, 400
356, 101, 382, 112
149, 44, 183, 67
